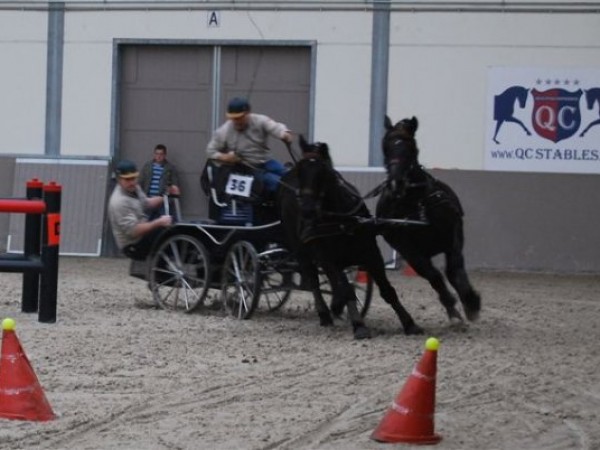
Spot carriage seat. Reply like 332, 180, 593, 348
200, 160, 276, 225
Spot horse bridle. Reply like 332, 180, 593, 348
296, 154, 365, 219
384, 137, 428, 192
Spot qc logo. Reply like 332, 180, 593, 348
531, 88, 582, 143
491, 80, 600, 144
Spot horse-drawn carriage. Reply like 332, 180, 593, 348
128, 160, 373, 320
127, 123, 480, 338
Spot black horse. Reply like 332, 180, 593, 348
277, 135, 423, 339
376, 116, 481, 323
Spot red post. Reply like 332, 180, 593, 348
38, 182, 61, 323
0, 199, 45, 214
22, 179, 44, 313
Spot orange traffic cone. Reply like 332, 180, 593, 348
402, 263, 417, 277
371, 337, 442, 444
0, 318, 56, 421
355, 270, 370, 284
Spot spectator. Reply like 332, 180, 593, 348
108, 160, 172, 260
139, 144, 181, 198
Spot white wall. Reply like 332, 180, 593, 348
388, 12, 600, 170
59, 10, 373, 162
0, 12, 47, 155
1, 6, 599, 169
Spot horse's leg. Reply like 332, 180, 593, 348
328, 268, 346, 318
303, 263, 333, 326
407, 254, 464, 323
445, 251, 481, 322
367, 250, 423, 335
325, 267, 371, 340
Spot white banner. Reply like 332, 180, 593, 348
485, 67, 600, 174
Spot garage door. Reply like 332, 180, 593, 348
116, 43, 311, 222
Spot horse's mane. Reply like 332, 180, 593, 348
381, 115, 464, 218
296, 136, 369, 218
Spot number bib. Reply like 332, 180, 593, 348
225, 173, 254, 198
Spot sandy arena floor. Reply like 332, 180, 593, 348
0, 256, 599, 450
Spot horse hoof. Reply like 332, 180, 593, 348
330, 302, 345, 318
319, 312, 334, 327
404, 323, 425, 335
447, 306, 464, 323
449, 316, 464, 327
465, 309, 480, 322
353, 325, 372, 340
464, 291, 481, 322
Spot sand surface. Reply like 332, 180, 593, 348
1, 256, 599, 450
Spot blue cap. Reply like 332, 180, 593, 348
115, 160, 139, 179
226, 97, 250, 119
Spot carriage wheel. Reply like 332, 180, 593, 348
149, 234, 210, 313
258, 248, 294, 312
319, 266, 373, 318
221, 241, 261, 319
260, 270, 293, 312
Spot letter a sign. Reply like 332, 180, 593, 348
208, 11, 220, 28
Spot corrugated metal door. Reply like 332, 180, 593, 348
116, 43, 311, 224
118, 45, 214, 221
220, 45, 311, 164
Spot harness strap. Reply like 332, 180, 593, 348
301, 221, 350, 243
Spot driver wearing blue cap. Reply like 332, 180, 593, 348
206, 97, 292, 192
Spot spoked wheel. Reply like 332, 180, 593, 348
319, 266, 373, 317
261, 270, 294, 311
259, 248, 294, 312
221, 241, 261, 319
149, 234, 210, 313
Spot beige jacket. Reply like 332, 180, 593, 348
108, 184, 149, 249
206, 113, 288, 165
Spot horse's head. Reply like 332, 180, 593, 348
383, 116, 420, 196
295, 135, 337, 220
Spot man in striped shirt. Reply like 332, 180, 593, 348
139, 144, 181, 218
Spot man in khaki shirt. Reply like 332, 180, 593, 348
206, 97, 292, 192
108, 160, 172, 260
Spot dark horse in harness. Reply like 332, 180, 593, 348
376, 116, 481, 323
277, 135, 423, 339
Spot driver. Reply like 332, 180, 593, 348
205, 97, 292, 192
